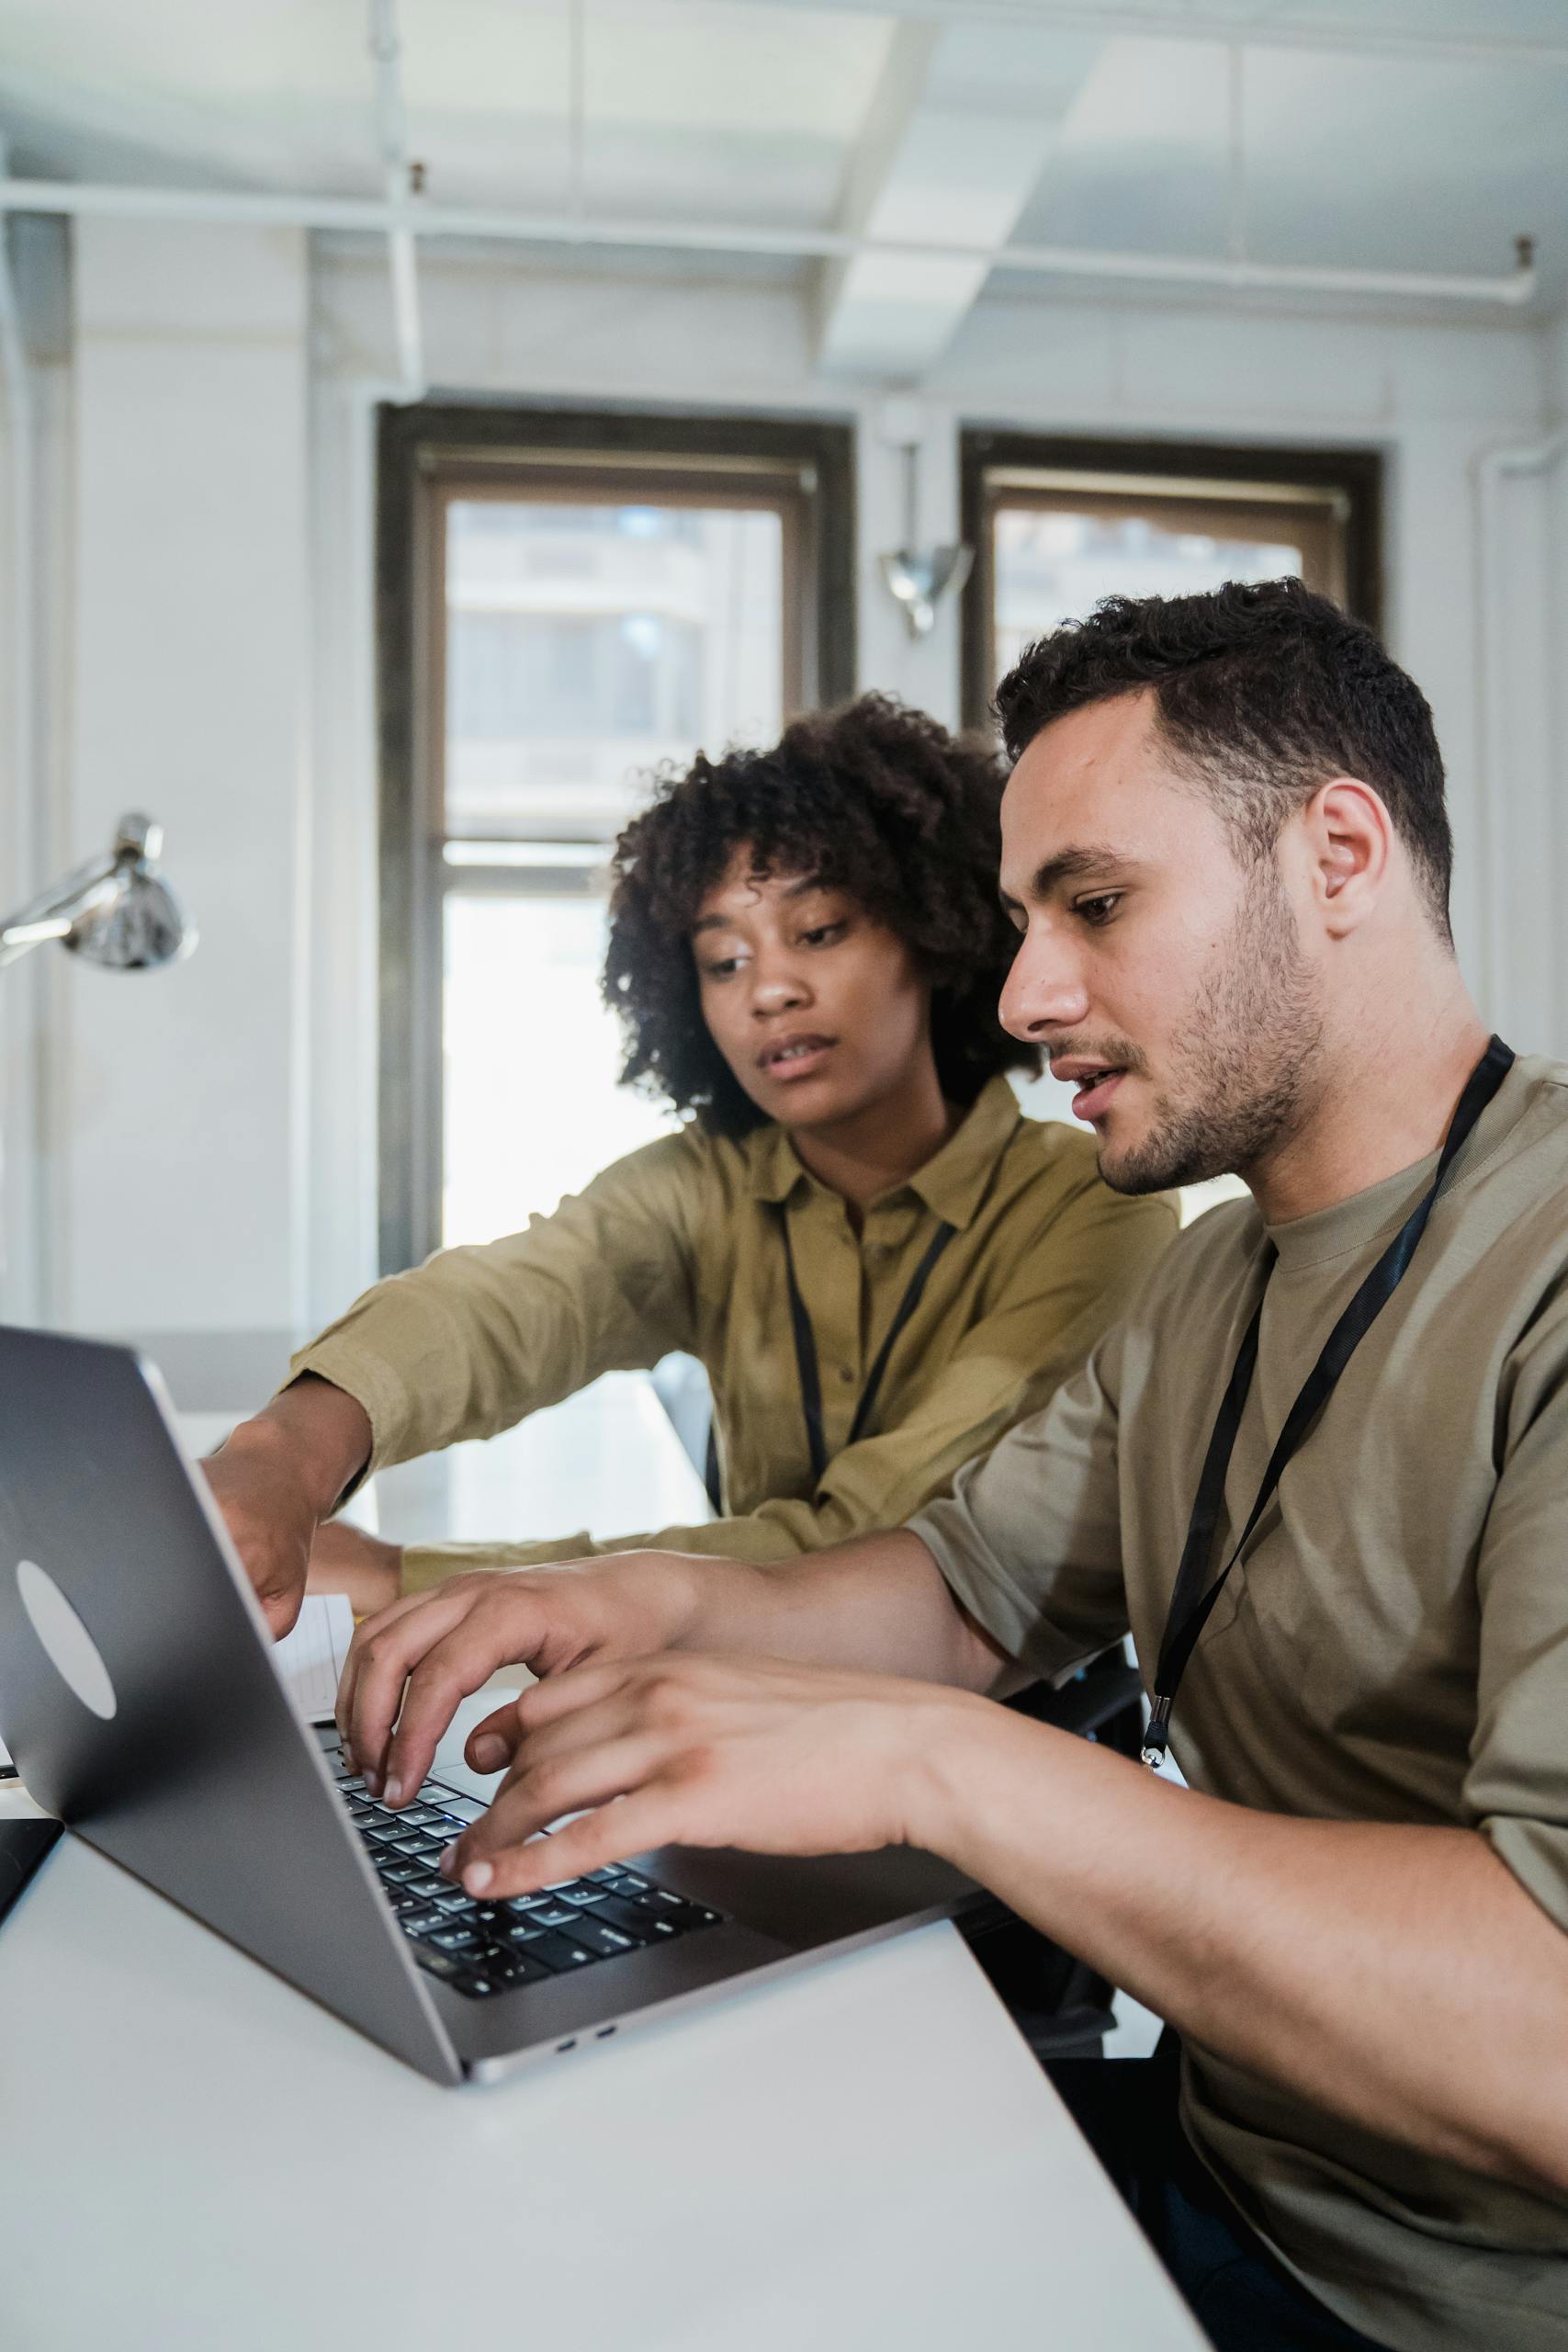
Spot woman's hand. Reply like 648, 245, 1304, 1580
306, 1521, 403, 1616
437, 1651, 982, 1897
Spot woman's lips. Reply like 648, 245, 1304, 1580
1072, 1069, 1125, 1122
760, 1038, 835, 1082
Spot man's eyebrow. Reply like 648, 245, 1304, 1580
1003, 844, 1132, 904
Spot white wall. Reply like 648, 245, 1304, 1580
1, 219, 313, 1399
4, 223, 1565, 1400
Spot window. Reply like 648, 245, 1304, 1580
378, 408, 854, 1272
960, 432, 1381, 732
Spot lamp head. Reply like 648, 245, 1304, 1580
63, 813, 197, 972
876, 543, 975, 639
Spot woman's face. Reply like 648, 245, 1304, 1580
692, 847, 937, 1132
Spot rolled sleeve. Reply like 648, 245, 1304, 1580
1464, 1285, 1568, 1937
911, 1338, 1131, 1682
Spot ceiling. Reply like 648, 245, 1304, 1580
1, 0, 1565, 373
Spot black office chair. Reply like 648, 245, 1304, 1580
961, 1645, 1146, 2063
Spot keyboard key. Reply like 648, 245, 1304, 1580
366, 1823, 409, 1846
637, 1890, 721, 1928
529, 1904, 581, 1931
614, 1873, 650, 1894
429, 1926, 479, 1953
505, 1894, 551, 1915
433, 1890, 474, 1914
380, 1861, 425, 1887
528, 1930, 596, 1972
593, 1896, 663, 1940
567, 1916, 645, 1959
502, 1920, 547, 1947
560, 1886, 609, 1909
400, 1908, 446, 1937
414, 1949, 466, 1982
487, 1951, 552, 1987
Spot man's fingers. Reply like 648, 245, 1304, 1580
464, 1697, 525, 1775
339, 1589, 476, 1781
452, 1771, 683, 1899
379, 1611, 548, 1802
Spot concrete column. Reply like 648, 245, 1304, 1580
60, 218, 310, 1406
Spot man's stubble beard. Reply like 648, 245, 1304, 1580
1099, 862, 1326, 1197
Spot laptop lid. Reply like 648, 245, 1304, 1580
0, 1328, 461, 2085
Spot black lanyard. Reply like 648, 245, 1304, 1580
1141, 1034, 1516, 1770
781, 1210, 956, 1488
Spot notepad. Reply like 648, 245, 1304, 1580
273, 1592, 356, 1725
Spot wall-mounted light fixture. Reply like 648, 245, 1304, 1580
0, 814, 197, 973
876, 402, 973, 640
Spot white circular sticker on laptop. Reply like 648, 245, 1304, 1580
16, 1558, 118, 1721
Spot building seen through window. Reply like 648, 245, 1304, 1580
441, 492, 790, 1249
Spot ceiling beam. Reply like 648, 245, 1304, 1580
739, 0, 1568, 74
816, 21, 1102, 379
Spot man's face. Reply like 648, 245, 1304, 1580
692, 848, 935, 1132
998, 689, 1324, 1193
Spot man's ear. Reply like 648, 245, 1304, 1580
1298, 776, 1393, 936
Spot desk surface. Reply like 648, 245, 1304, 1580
0, 1727, 1202, 2352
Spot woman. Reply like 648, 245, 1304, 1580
219, 695, 1175, 1627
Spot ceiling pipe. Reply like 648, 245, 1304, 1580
0, 175, 1537, 310
367, 0, 425, 401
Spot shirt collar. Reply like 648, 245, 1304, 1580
742, 1072, 1022, 1230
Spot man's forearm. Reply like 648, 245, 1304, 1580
662, 1529, 1008, 1691
919, 1701, 1568, 2198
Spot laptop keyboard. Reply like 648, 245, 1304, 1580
334, 1766, 724, 2001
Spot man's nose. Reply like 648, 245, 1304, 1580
998, 923, 1089, 1042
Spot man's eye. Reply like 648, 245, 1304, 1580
701, 956, 741, 979
1076, 893, 1122, 928
801, 921, 846, 948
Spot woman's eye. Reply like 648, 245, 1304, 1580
801, 921, 847, 948
1076, 893, 1122, 929
702, 956, 741, 979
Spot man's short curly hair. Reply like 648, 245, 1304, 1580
996, 578, 1453, 937
604, 694, 1041, 1136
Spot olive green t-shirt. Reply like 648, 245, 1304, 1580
913, 1052, 1568, 2351
293, 1076, 1176, 1589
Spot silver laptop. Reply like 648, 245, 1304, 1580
0, 1328, 983, 2086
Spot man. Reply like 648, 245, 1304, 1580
293, 584, 1568, 2349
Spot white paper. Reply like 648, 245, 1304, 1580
273, 1593, 356, 1724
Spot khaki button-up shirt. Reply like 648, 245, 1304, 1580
290, 1075, 1177, 1590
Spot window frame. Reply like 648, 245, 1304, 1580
376, 401, 856, 1274
958, 430, 1383, 733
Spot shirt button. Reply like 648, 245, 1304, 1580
838, 1366, 855, 1385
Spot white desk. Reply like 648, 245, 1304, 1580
0, 1737, 1202, 2352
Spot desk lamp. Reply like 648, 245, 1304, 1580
0, 814, 197, 973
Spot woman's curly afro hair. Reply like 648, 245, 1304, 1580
604, 693, 1041, 1137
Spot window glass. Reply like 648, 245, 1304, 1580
446, 499, 784, 843
440, 490, 793, 1248
993, 507, 1303, 683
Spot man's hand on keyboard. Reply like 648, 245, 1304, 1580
433, 1651, 978, 1898
337, 1554, 705, 1808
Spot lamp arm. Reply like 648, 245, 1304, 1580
0, 855, 119, 970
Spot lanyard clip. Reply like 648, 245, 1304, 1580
1140, 1693, 1172, 1770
